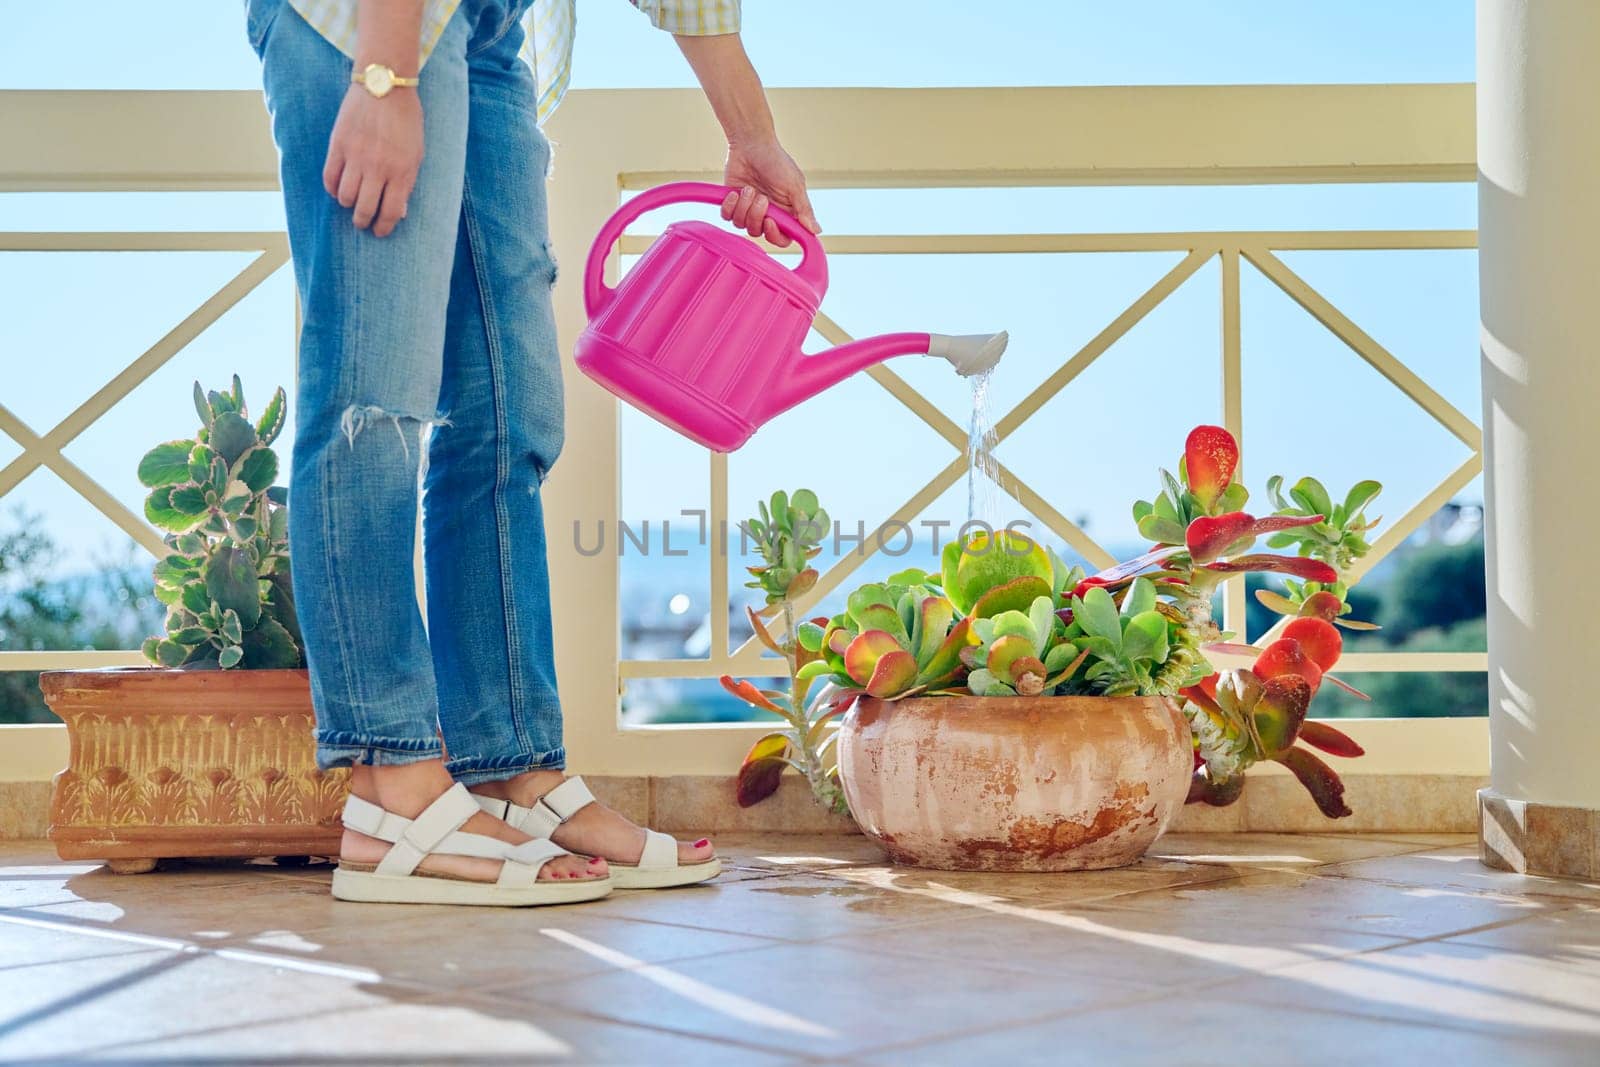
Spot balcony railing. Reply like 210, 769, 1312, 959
0, 84, 1487, 783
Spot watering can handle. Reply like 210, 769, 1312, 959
583, 181, 827, 317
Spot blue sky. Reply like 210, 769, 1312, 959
1, 1, 1478, 593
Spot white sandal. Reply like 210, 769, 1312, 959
331, 783, 612, 906
475, 776, 721, 890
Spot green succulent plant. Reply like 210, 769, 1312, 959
1253, 475, 1383, 625
965, 594, 1085, 697
804, 569, 969, 699
742, 489, 828, 605
722, 489, 849, 813
1058, 579, 1176, 697
136, 377, 301, 671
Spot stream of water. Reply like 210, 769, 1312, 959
966, 368, 1002, 529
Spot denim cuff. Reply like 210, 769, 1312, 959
314, 729, 444, 771
445, 747, 567, 786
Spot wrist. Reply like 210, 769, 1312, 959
725, 123, 778, 151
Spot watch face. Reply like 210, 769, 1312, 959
365, 66, 394, 97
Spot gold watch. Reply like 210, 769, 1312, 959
352, 63, 419, 98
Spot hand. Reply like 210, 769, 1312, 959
721, 138, 820, 248
322, 85, 424, 238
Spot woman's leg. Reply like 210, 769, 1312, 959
251, 0, 599, 883
424, 4, 712, 866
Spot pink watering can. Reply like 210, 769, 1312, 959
575, 181, 1008, 453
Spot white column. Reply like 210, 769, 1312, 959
1479, 0, 1600, 810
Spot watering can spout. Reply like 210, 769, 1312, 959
930, 331, 1009, 377
759, 330, 1010, 423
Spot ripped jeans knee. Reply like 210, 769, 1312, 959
339, 403, 452, 478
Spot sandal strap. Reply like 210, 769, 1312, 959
340, 784, 583, 885
477, 777, 596, 839
496, 838, 571, 888
638, 829, 678, 870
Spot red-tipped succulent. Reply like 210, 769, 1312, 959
1127, 425, 1383, 820
1184, 617, 1364, 818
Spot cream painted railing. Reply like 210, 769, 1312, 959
0, 86, 1488, 782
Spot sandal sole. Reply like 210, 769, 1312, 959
608, 857, 722, 890
331, 868, 613, 906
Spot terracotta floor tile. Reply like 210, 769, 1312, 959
575, 871, 976, 941
1324, 845, 1600, 903
1443, 908, 1600, 962
860, 985, 1600, 1066
0, 946, 423, 1062
30, 872, 349, 943
76, 994, 797, 1064
836, 893, 1400, 988
1093, 868, 1567, 940
516, 939, 1146, 1057
1148, 831, 1455, 868
1241, 938, 1600, 1037
710, 832, 888, 871
0, 912, 157, 970
240, 902, 782, 992
818, 855, 1242, 906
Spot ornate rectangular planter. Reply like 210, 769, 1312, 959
41, 667, 346, 872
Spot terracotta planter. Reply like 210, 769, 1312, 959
41, 668, 346, 872
838, 694, 1192, 871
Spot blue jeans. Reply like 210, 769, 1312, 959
247, 0, 567, 783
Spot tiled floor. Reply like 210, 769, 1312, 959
2, 833, 1598, 1065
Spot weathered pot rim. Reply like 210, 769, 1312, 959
854, 693, 1182, 719
38, 666, 310, 699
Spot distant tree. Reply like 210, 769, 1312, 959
0, 509, 162, 724
1314, 617, 1488, 720
1381, 537, 1486, 642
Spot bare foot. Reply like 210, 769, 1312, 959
343, 762, 606, 884
470, 771, 716, 866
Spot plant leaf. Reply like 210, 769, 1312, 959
256, 386, 287, 445
1183, 425, 1239, 510
1121, 610, 1170, 664
137, 441, 197, 488
968, 575, 1051, 621
1200, 555, 1339, 582
235, 609, 297, 668
203, 545, 262, 629
1276, 745, 1352, 818
1297, 720, 1366, 758
1289, 477, 1334, 519
1281, 617, 1342, 672
234, 446, 279, 493
1121, 577, 1157, 619
1341, 479, 1383, 518
1137, 512, 1188, 546
719, 675, 786, 714
916, 615, 972, 685
865, 649, 918, 698
1074, 586, 1122, 647
736, 732, 791, 807
746, 606, 783, 655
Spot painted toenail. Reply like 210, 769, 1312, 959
693, 838, 709, 849
588, 856, 604, 865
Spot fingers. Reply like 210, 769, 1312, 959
744, 193, 769, 239
336, 163, 362, 212
323, 148, 345, 200
372, 170, 415, 238
763, 217, 789, 248
351, 172, 385, 231
792, 186, 822, 235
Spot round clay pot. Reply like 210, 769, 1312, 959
837, 694, 1192, 871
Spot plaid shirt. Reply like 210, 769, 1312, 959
286, 0, 741, 123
